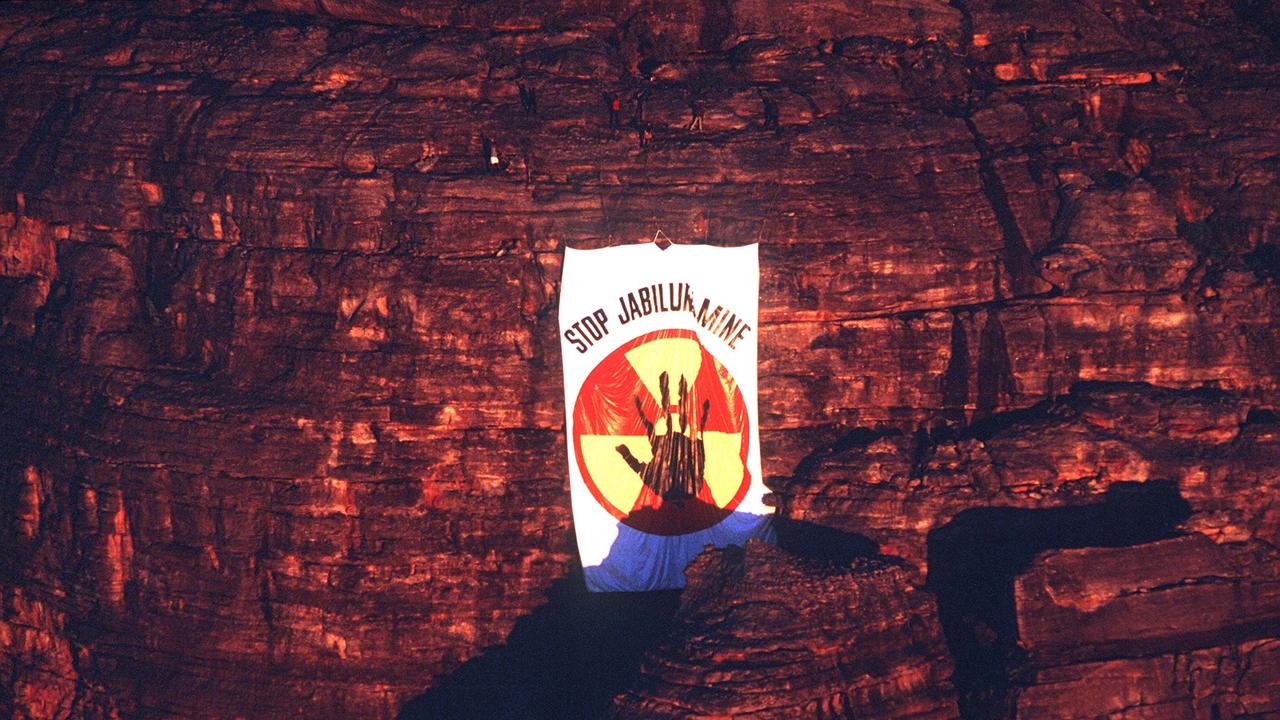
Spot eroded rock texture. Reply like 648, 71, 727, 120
1013, 536, 1280, 719
772, 384, 1280, 716
0, 0, 1278, 717
610, 542, 959, 719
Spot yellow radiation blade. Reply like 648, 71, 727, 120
702, 431, 743, 506
625, 338, 703, 407
579, 434, 649, 512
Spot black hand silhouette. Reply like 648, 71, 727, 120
615, 371, 711, 502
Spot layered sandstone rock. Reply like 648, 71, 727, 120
1015, 638, 1280, 720
0, 0, 1277, 718
1011, 535, 1280, 718
771, 384, 1280, 716
610, 541, 959, 719
772, 383, 1280, 573
1015, 535, 1280, 666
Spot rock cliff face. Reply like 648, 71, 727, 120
611, 542, 959, 719
772, 383, 1280, 716
0, 0, 1278, 718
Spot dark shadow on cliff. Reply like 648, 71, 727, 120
399, 502, 744, 720
397, 557, 680, 720
926, 480, 1192, 720
397, 496, 813, 719
772, 516, 880, 565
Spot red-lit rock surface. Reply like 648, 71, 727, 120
610, 542, 959, 719
772, 383, 1280, 573
1011, 536, 1280, 718
1015, 535, 1280, 666
1015, 638, 1280, 720
771, 383, 1280, 716
0, 0, 1278, 718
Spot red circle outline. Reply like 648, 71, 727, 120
572, 328, 752, 535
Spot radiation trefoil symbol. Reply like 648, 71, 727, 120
572, 329, 752, 536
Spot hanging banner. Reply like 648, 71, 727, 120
560, 242, 774, 592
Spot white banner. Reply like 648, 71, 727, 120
560, 242, 774, 592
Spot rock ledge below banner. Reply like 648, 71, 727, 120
610, 541, 960, 719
